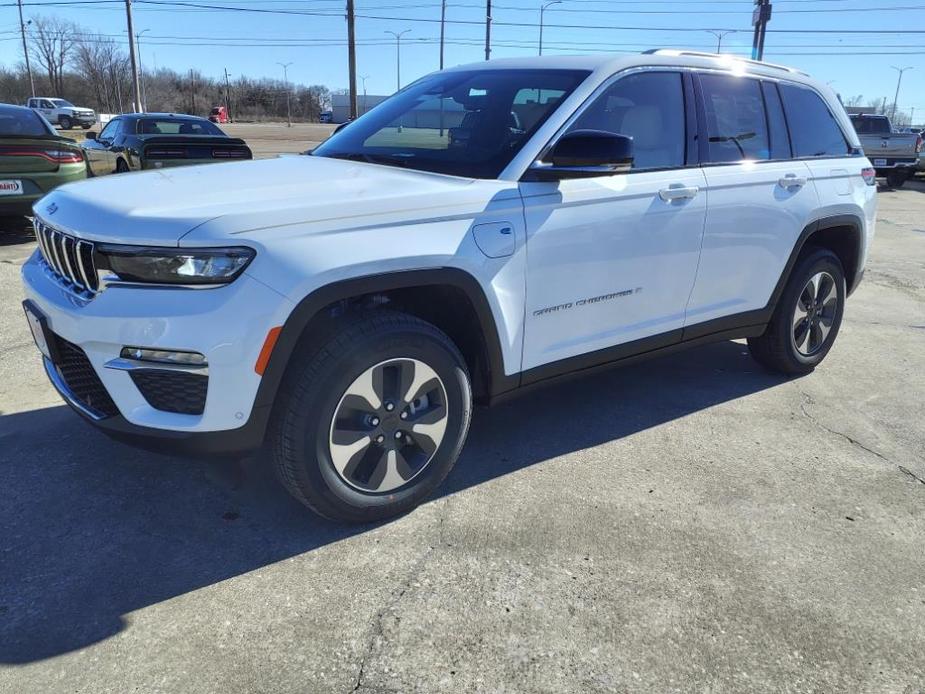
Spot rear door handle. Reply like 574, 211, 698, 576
779, 174, 807, 188
658, 185, 699, 202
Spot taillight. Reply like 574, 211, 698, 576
43, 149, 83, 164
861, 167, 877, 186
212, 148, 248, 158
915, 135, 923, 154
146, 148, 185, 158
0, 146, 83, 164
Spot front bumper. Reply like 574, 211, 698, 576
21, 250, 294, 452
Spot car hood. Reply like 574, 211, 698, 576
35, 156, 515, 246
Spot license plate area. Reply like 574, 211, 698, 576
22, 301, 58, 361
0, 180, 23, 196
873, 159, 887, 167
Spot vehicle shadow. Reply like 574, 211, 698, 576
0, 340, 789, 664
0, 215, 34, 245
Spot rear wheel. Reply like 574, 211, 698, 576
748, 248, 845, 375
59, 115, 73, 130
272, 311, 472, 522
886, 171, 907, 188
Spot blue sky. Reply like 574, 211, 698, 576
1, 0, 923, 118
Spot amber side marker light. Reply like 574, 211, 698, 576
255, 326, 283, 375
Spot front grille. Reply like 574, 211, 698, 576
129, 369, 208, 415
52, 335, 119, 417
34, 218, 99, 295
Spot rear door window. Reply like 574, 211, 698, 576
698, 74, 770, 163
761, 81, 792, 160
568, 71, 686, 171
779, 83, 851, 158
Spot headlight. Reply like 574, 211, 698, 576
95, 245, 255, 285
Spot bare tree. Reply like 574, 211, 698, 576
74, 34, 123, 112
29, 16, 77, 96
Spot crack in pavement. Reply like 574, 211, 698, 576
799, 392, 924, 490
351, 500, 448, 693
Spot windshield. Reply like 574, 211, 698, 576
135, 118, 226, 136
313, 68, 589, 179
0, 106, 55, 137
50, 99, 74, 108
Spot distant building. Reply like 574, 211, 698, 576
331, 93, 390, 123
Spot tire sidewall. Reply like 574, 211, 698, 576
287, 323, 471, 521
780, 250, 846, 369
59, 116, 72, 130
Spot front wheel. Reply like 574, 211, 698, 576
115, 158, 129, 174
748, 248, 846, 375
81, 124, 92, 130
59, 116, 73, 130
272, 311, 472, 523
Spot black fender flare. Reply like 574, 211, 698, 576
772, 214, 865, 304
247, 267, 516, 441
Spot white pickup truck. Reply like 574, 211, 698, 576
850, 114, 922, 188
26, 97, 96, 130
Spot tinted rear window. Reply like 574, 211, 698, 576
135, 119, 225, 136
0, 106, 53, 137
850, 116, 890, 134
779, 84, 851, 158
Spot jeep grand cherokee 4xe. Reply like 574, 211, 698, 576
22, 51, 877, 522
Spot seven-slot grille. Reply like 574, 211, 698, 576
34, 218, 99, 295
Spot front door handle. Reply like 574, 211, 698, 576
779, 174, 807, 188
658, 185, 699, 202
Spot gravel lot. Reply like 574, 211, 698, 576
0, 168, 923, 692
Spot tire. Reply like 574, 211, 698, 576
272, 310, 472, 523
59, 115, 73, 130
747, 247, 846, 376
886, 172, 906, 189
116, 158, 129, 174
81, 124, 91, 130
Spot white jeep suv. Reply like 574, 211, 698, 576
22, 51, 877, 522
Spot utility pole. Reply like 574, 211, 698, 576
384, 30, 410, 92
751, 0, 771, 61
17, 1, 35, 97
910, 106, 916, 128
124, 0, 142, 112
484, 0, 491, 61
224, 67, 232, 121
706, 30, 733, 54
346, 0, 358, 120
439, 0, 446, 70
189, 68, 195, 114
890, 66, 913, 121
538, 0, 561, 56
277, 62, 293, 127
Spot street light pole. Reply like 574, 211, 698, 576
277, 61, 293, 127
539, 0, 561, 56
16, 1, 35, 98
384, 30, 410, 92
706, 30, 733, 53
890, 65, 913, 121
360, 74, 369, 115
135, 28, 150, 111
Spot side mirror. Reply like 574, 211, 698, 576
529, 129, 634, 180
84, 131, 97, 141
